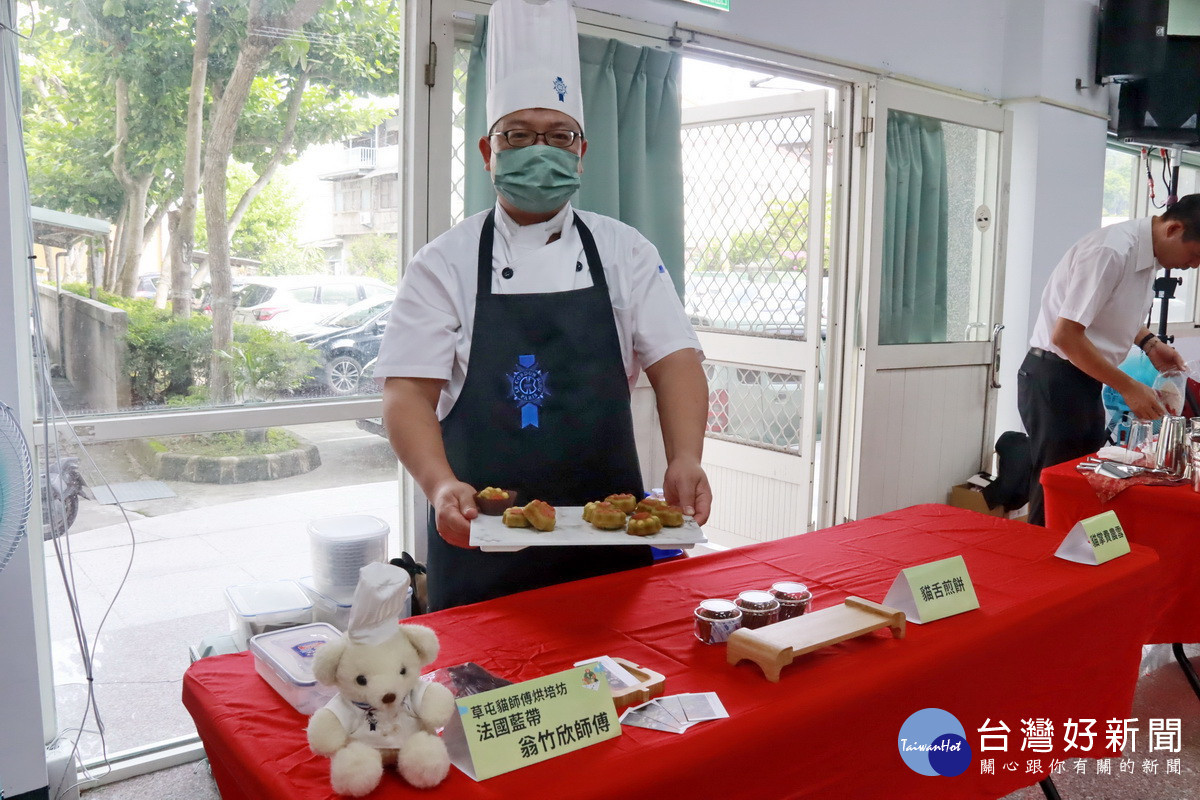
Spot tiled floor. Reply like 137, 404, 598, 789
48, 480, 406, 764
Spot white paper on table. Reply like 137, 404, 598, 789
619, 701, 686, 734
678, 692, 729, 722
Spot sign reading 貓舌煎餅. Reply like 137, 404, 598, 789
441, 664, 620, 781
677, 0, 730, 11
1054, 510, 1130, 565
883, 555, 980, 624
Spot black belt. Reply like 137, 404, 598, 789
1028, 347, 1068, 364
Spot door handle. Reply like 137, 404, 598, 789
990, 323, 1004, 389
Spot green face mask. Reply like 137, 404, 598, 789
492, 145, 581, 214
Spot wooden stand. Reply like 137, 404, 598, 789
609, 657, 666, 709
726, 597, 906, 682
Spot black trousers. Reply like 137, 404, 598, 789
1017, 350, 1108, 526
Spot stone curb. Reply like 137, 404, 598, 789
130, 436, 322, 484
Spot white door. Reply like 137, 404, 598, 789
846, 80, 1009, 520
682, 91, 828, 545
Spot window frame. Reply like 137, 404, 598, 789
1102, 139, 1200, 332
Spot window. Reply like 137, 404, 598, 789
337, 182, 364, 212
376, 174, 398, 210
20, 0, 406, 771
1101, 143, 1199, 325
319, 284, 359, 305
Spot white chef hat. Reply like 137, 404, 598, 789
486, 0, 585, 134
346, 561, 412, 646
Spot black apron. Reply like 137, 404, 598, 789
426, 210, 652, 611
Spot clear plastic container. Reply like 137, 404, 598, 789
694, 599, 742, 644
298, 575, 413, 631
298, 576, 354, 631
735, 590, 781, 629
770, 581, 813, 620
249, 622, 341, 715
225, 580, 313, 650
307, 515, 389, 597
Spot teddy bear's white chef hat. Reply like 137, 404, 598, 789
346, 562, 412, 646
486, 0, 584, 134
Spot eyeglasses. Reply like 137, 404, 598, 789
488, 129, 584, 149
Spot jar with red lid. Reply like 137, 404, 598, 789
770, 581, 813, 620
694, 599, 742, 644
734, 590, 781, 629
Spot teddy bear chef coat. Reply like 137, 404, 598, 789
425, 209, 655, 611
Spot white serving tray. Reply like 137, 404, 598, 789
469, 506, 706, 552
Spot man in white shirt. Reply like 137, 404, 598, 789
373, 0, 709, 610
1018, 195, 1200, 525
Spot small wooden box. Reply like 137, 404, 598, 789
608, 657, 666, 709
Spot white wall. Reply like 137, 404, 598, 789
580, 0, 1012, 98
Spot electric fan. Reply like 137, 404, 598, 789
0, 400, 34, 576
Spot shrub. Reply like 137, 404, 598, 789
61, 284, 317, 406
220, 325, 320, 402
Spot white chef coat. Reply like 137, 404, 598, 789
320, 683, 429, 750
374, 203, 702, 420
1029, 217, 1159, 368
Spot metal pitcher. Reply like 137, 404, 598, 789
1154, 415, 1189, 478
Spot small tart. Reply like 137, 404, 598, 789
582, 501, 600, 523
635, 497, 667, 514
474, 487, 516, 516
626, 511, 663, 537
589, 501, 627, 530
651, 505, 685, 527
605, 493, 637, 514
501, 507, 528, 528
523, 499, 556, 532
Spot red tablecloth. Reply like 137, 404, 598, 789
183, 504, 1161, 800
1043, 456, 1200, 644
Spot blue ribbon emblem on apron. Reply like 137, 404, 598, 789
508, 354, 549, 428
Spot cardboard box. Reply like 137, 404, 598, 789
947, 483, 1006, 517
947, 484, 1029, 523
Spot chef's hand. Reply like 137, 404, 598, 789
663, 458, 712, 526
1122, 381, 1166, 421
431, 480, 479, 548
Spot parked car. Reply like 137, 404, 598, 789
233, 275, 392, 335
133, 273, 160, 299
295, 296, 392, 395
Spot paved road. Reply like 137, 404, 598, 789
67, 420, 401, 533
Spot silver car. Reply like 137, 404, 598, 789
232, 275, 393, 335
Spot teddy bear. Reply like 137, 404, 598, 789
307, 622, 456, 796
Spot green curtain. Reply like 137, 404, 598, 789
465, 19, 685, 294
880, 111, 949, 344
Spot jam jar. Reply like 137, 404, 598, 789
770, 581, 813, 620
734, 590, 781, 629
694, 599, 742, 644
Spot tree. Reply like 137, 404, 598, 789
24, 0, 403, 402
1103, 152, 1134, 219
26, 0, 194, 295
347, 234, 399, 284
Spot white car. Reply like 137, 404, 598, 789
232, 276, 393, 335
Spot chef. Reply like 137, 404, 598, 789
374, 0, 710, 611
